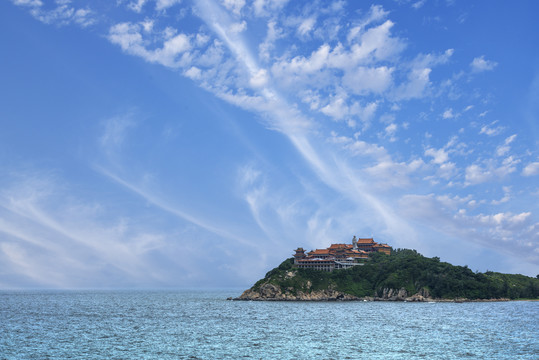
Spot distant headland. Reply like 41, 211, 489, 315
231, 237, 539, 302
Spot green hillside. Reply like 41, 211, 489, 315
252, 249, 539, 300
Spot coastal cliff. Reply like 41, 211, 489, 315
233, 249, 539, 301
238, 283, 360, 301
235, 272, 437, 301
236, 278, 436, 301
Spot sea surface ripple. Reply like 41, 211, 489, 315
1, 290, 537, 359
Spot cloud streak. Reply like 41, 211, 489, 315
4, 0, 538, 285
95, 165, 257, 249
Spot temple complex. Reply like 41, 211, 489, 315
293, 236, 392, 271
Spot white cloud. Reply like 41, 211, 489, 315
222, 0, 246, 15
108, 22, 192, 68
320, 95, 377, 124
271, 19, 405, 93
522, 162, 539, 176
249, 68, 268, 87
128, 0, 147, 12
0, 175, 168, 287
465, 164, 491, 185
13, 0, 42, 6
327, 133, 425, 188
435, 194, 473, 210
253, 0, 289, 17
476, 212, 531, 226
347, 5, 389, 42
442, 108, 454, 119
8, 0, 539, 281
399, 194, 538, 265
365, 158, 424, 188
127, 0, 183, 12
471, 55, 498, 72
499, 156, 520, 175
272, 44, 330, 80
141, 19, 154, 32
344, 138, 389, 161
343, 66, 394, 95
394, 67, 431, 99
259, 20, 283, 61
425, 147, 449, 164
437, 162, 457, 180
108, 23, 144, 54
184, 66, 202, 80
155, 0, 182, 11
423, 136, 461, 168
17, 1, 95, 27
297, 16, 316, 36
162, 1, 535, 272
412, 0, 426, 9
229, 21, 247, 34
350, 20, 404, 62
479, 121, 504, 136
394, 49, 453, 100
496, 134, 517, 156
415, 48, 455, 68
384, 123, 397, 140
491, 186, 511, 205
465, 157, 519, 186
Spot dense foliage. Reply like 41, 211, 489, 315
254, 249, 539, 300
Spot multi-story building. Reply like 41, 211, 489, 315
354, 237, 392, 255
293, 236, 392, 271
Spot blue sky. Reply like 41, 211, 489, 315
1, 0, 538, 288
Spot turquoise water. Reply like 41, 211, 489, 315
1, 290, 537, 359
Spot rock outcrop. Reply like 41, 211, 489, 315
234, 283, 360, 301
232, 282, 442, 302
230, 283, 511, 302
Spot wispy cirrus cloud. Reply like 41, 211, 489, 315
0, 167, 271, 288
126, 0, 183, 13
99, 113, 137, 151
6, 0, 539, 282
399, 194, 538, 264
0, 173, 168, 287
11, 0, 95, 27
96, 0, 536, 270
95, 165, 257, 249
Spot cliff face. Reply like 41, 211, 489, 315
237, 282, 360, 301
233, 267, 436, 301
235, 280, 436, 301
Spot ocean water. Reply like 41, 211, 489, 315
1, 290, 537, 359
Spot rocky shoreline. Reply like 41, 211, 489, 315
228, 283, 511, 302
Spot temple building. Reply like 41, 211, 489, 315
293, 236, 392, 272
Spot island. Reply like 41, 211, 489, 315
232, 237, 539, 301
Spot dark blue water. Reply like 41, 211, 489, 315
1, 290, 537, 359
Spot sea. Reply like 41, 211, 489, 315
1, 290, 537, 359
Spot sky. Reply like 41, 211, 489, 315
1, 0, 538, 289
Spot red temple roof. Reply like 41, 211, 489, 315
309, 249, 330, 255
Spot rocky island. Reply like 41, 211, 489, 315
232, 238, 539, 302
